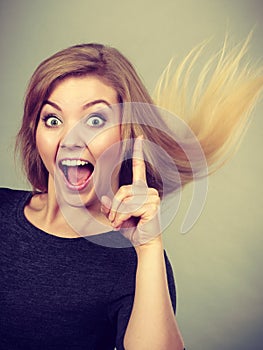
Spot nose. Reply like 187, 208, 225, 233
60, 124, 86, 149
60, 137, 86, 149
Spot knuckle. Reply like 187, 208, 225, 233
149, 187, 159, 197
123, 197, 132, 204
118, 201, 131, 214
118, 185, 132, 196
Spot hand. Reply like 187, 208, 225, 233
101, 136, 161, 246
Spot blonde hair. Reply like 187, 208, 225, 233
16, 37, 263, 194
153, 34, 263, 179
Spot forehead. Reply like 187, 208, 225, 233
48, 75, 119, 106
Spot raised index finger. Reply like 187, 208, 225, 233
132, 135, 147, 184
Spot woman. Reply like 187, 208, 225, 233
0, 41, 262, 349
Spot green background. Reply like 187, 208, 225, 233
0, 0, 262, 349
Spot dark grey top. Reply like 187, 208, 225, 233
0, 188, 176, 349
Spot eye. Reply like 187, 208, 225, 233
42, 114, 62, 128
86, 114, 106, 128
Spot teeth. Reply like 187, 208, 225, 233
61, 159, 89, 167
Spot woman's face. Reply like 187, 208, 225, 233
36, 75, 121, 212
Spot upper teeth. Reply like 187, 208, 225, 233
61, 159, 89, 166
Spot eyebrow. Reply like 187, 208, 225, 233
42, 99, 113, 111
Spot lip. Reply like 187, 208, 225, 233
57, 157, 94, 191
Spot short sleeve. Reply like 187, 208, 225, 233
164, 250, 177, 313
107, 250, 177, 350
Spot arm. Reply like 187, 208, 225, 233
124, 235, 184, 350
101, 137, 184, 349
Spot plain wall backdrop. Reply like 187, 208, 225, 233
0, 0, 262, 349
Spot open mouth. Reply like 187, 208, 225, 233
58, 159, 94, 190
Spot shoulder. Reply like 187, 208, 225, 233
0, 187, 31, 209
0, 187, 31, 201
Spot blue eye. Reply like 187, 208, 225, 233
43, 115, 62, 127
86, 114, 106, 127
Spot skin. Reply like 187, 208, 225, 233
25, 75, 184, 348
102, 137, 184, 349
25, 76, 121, 236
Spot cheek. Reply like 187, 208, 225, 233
89, 126, 121, 159
89, 126, 122, 193
36, 127, 58, 173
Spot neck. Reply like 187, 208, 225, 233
25, 177, 113, 238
